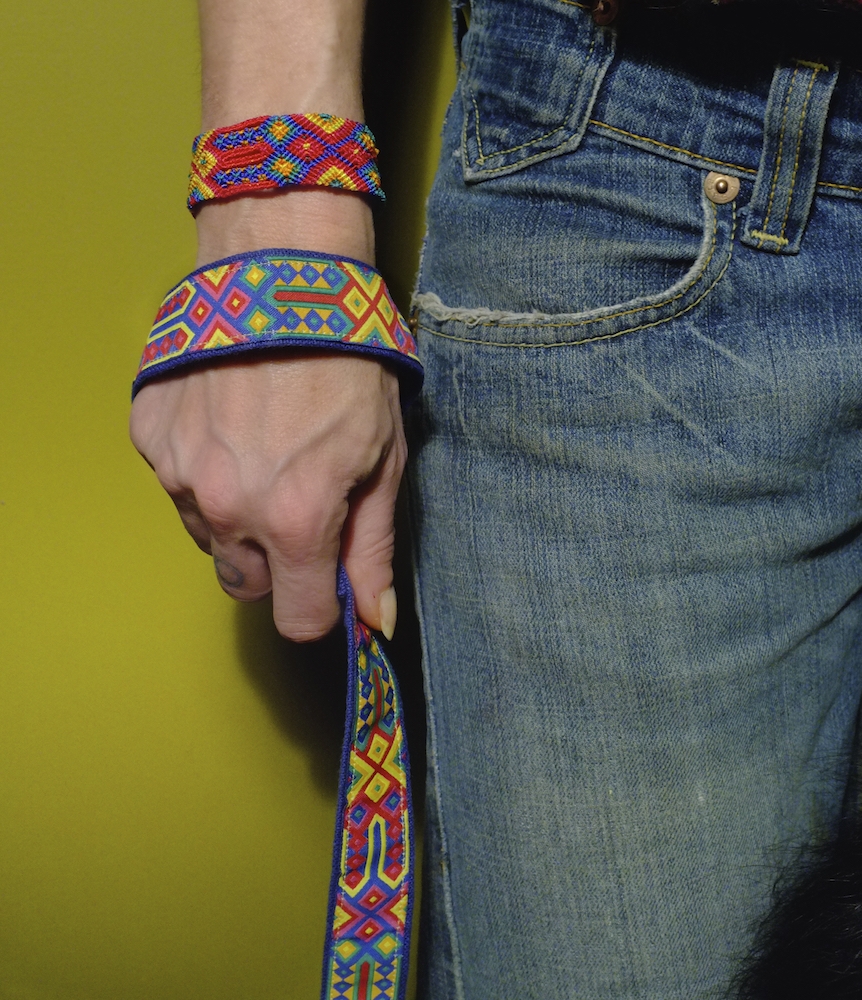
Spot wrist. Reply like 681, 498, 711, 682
199, 0, 366, 130
194, 187, 375, 268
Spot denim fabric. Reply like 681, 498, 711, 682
408, 3, 862, 998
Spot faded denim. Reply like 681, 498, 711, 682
407, 3, 862, 998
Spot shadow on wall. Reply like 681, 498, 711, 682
230, 502, 428, 810
228, 0, 452, 815
232, 600, 347, 796
366, 0, 455, 309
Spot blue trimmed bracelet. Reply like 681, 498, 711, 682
134, 250, 422, 401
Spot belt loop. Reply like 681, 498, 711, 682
742, 58, 839, 255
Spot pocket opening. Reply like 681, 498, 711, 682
460, 0, 616, 181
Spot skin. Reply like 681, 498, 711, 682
129, 0, 403, 641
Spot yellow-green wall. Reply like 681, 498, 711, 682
0, 3, 454, 997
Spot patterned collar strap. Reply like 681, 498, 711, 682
132, 251, 423, 402
324, 565, 415, 1000
188, 114, 384, 211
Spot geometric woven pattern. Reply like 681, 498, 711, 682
322, 568, 414, 1000
132, 251, 422, 400
188, 114, 383, 211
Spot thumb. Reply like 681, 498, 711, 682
340, 459, 401, 640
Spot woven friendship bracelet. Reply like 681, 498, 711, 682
134, 257, 419, 993
132, 250, 423, 400
188, 114, 384, 210
323, 565, 414, 1000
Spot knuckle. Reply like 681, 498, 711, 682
212, 541, 273, 595
213, 555, 246, 590
128, 402, 154, 453
385, 446, 407, 487
191, 534, 213, 556
360, 531, 396, 565
264, 498, 338, 559
159, 471, 186, 499
137, 447, 182, 495
273, 614, 337, 644
216, 579, 268, 603
195, 484, 244, 535
232, 588, 272, 603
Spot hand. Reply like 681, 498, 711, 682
129, 351, 406, 641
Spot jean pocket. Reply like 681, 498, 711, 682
460, 0, 615, 182
417, 153, 738, 348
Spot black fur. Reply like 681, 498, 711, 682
732, 823, 862, 999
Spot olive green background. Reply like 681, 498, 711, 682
0, 3, 454, 997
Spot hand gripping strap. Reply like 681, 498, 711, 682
188, 114, 384, 210
324, 566, 415, 1000
132, 251, 423, 402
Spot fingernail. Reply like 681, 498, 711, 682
379, 587, 397, 641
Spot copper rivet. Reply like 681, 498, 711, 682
704, 171, 739, 205
591, 0, 618, 25
408, 308, 418, 336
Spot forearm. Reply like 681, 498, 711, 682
195, 0, 375, 265
132, 0, 405, 642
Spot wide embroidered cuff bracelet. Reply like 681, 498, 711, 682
132, 251, 423, 401
323, 565, 415, 1000
188, 114, 384, 210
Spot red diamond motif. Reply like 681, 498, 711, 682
344, 870, 363, 890
357, 918, 382, 940
359, 887, 385, 910
224, 289, 250, 317
191, 299, 212, 325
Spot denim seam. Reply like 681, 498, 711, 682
758, 66, 798, 243
471, 92, 566, 163
821, 180, 862, 193
407, 497, 468, 1000
416, 204, 736, 347
748, 229, 789, 247
589, 118, 861, 196
468, 36, 597, 166
417, 199, 721, 331
797, 59, 830, 72
588, 119, 758, 175
777, 65, 822, 241
557, 0, 590, 8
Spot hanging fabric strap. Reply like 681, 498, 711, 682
321, 566, 415, 1000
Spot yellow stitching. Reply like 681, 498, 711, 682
419, 202, 733, 345
588, 120, 756, 174
472, 92, 566, 164
779, 66, 820, 239
795, 59, 829, 72
589, 118, 858, 195
748, 229, 790, 246
470, 113, 856, 197
557, 0, 591, 8
471, 92, 484, 161
471, 37, 597, 165
820, 180, 862, 193
418, 207, 735, 349
759, 66, 798, 247
588, 118, 862, 192
466, 133, 605, 175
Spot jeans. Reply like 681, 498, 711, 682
407, 3, 862, 998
